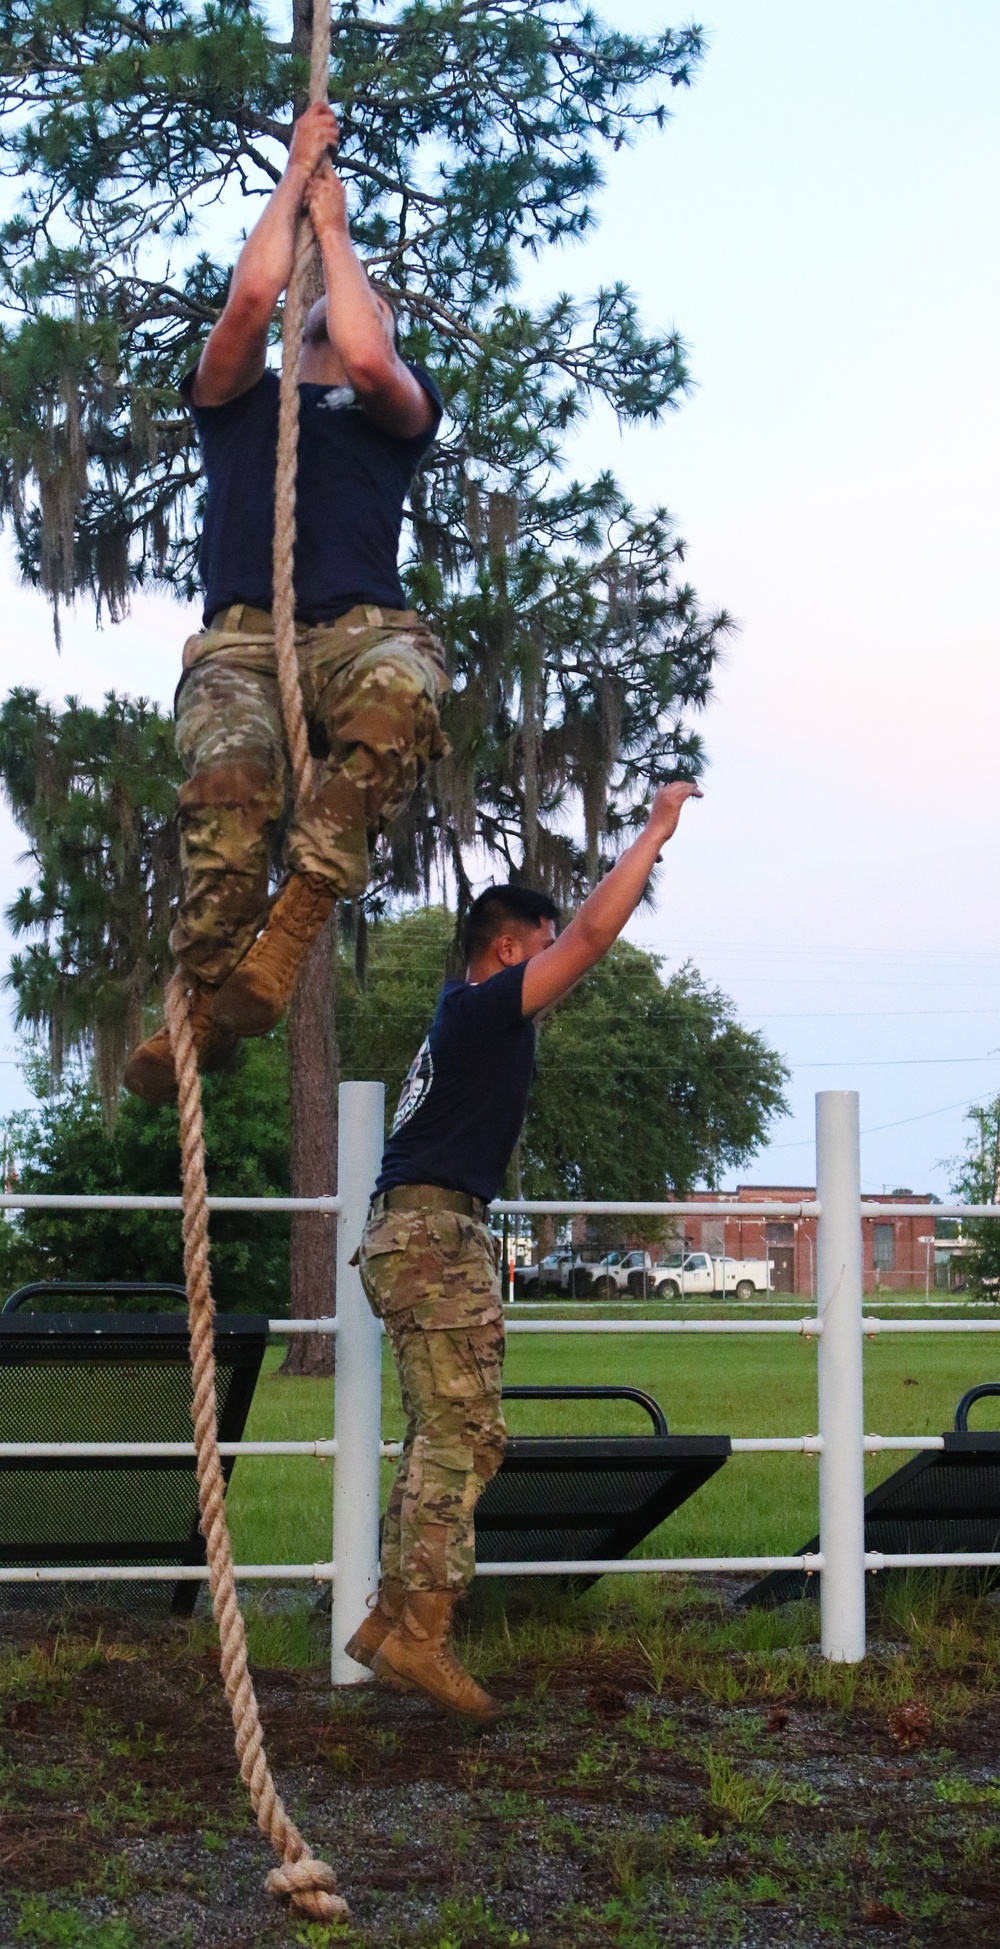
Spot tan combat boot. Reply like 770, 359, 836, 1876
123, 982, 241, 1104
343, 1582, 405, 1676
372, 1590, 502, 1724
344, 1577, 407, 1674
210, 873, 336, 1037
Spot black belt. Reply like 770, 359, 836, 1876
369, 1184, 490, 1224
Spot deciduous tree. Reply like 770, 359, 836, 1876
0, 687, 181, 1126
0, 1035, 291, 1308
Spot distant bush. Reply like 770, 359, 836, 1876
0, 1034, 291, 1312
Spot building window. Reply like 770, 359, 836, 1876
873, 1223, 895, 1271
702, 1222, 726, 1256
766, 1222, 794, 1246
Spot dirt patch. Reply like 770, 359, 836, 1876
1, 1585, 998, 1948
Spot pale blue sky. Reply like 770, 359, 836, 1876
1, 1, 998, 1193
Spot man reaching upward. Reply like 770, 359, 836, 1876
347, 779, 701, 1722
126, 103, 447, 1099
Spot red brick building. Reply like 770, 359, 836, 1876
678, 1185, 936, 1296
564, 1185, 937, 1294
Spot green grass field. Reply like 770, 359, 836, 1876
226, 1301, 1000, 1566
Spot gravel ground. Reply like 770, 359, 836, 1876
1, 1583, 998, 1948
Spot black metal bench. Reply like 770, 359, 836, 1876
742, 1383, 1000, 1609
0, 1282, 268, 1614
475, 1384, 731, 1580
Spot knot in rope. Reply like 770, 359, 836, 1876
265, 1855, 349, 1919
166, 971, 346, 1919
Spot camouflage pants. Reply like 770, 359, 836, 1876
170, 602, 448, 985
358, 1204, 507, 1593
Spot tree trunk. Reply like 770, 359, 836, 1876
521, 668, 539, 884
280, 913, 339, 1377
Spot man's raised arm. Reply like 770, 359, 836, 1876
520, 781, 703, 1019
303, 168, 439, 439
190, 103, 341, 408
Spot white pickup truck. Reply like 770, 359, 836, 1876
515, 1246, 773, 1301
565, 1249, 652, 1298
515, 1249, 656, 1298
643, 1251, 773, 1299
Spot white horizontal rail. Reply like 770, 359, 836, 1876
731, 1436, 823, 1452
475, 1554, 825, 1576
492, 1199, 820, 1218
730, 1434, 964, 1453
863, 1317, 1000, 1334
505, 1317, 822, 1335
863, 1435, 945, 1451
504, 1299, 984, 1311
860, 1202, 1000, 1219
0, 1440, 339, 1459
0, 1432, 965, 1462
0, 1194, 340, 1213
1, 1316, 336, 1335
2, 1192, 994, 1220
866, 1552, 1000, 1569
0, 1562, 334, 1583
0, 1439, 404, 1460
12, 1551, 998, 1585
269, 1318, 337, 1335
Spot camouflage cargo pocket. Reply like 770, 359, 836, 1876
413, 1211, 503, 1331
422, 1320, 506, 1404
358, 1210, 422, 1318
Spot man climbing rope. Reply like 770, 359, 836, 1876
125, 101, 447, 1101
347, 780, 702, 1723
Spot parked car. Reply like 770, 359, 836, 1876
627, 1251, 675, 1296
557, 1251, 602, 1297
642, 1251, 773, 1299
513, 1250, 578, 1298
578, 1249, 654, 1298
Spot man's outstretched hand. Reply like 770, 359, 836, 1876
647, 779, 703, 855
519, 776, 702, 1020
288, 102, 340, 184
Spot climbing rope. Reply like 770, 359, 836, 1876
164, 0, 346, 1923
271, 2, 332, 804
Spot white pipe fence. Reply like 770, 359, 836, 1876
3, 1085, 1000, 1673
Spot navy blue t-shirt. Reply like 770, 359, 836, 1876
375, 964, 537, 1204
184, 366, 442, 626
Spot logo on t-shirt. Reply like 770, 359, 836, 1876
317, 385, 358, 414
391, 1037, 434, 1135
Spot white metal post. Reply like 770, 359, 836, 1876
815, 1090, 867, 1661
331, 1080, 385, 1684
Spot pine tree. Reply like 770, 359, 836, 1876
0, 2, 732, 1356
0, 0, 726, 895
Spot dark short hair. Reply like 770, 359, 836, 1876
464, 884, 560, 962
